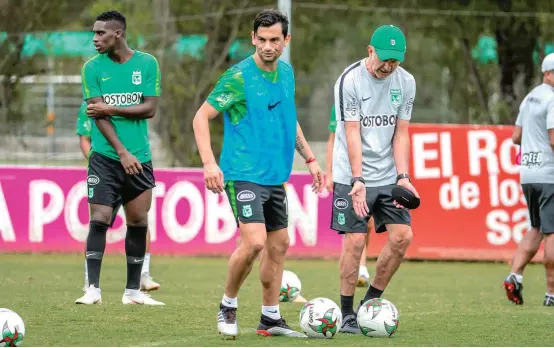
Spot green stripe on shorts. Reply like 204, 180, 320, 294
227, 181, 238, 218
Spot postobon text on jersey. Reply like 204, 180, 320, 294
360, 114, 396, 128
102, 92, 143, 106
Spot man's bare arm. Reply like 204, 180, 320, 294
86, 97, 128, 156
345, 121, 363, 177
79, 136, 91, 160
104, 97, 158, 120
393, 119, 410, 175
512, 125, 522, 145
295, 122, 316, 160
192, 101, 220, 166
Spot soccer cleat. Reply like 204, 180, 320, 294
340, 314, 361, 334
544, 295, 554, 306
256, 314, 307, 337
75, 285, 102, 305
293, 294, 307, 303
217, 304, 238, 338
503, 275, 523, 305
122, 289, 165, 305
357, 274, 370, 287
140, 273, 160, 292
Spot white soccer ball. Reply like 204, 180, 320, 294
357, 298, 399, 337
279, 270, 302, 302
299, 297, 342, 339
0, 308, 25, 346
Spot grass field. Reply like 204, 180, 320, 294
1, 254, 553, 347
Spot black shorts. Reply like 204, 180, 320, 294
330, 183, 411, 234
224, 181, 288, 232
108, 197, 123, 227
87, 152, 156, 210
522, 183, 554, 234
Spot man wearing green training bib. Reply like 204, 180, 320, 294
75, 10, 163, 306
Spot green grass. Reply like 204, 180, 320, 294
0, 254, 552, 346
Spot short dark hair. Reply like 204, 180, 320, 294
253, 9, 289, 37
96, 10, 126, 30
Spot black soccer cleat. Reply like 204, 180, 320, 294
340, 314, 361, 334
256, 314, 307, 337
503, 274, 523, 305
544, 295, 554, 306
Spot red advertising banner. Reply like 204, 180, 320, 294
0, 124, 538, 262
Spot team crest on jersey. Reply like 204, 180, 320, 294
132, 71, 142, 85
389, 88, 402, 108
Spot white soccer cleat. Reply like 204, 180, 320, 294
122, 289, 165, 305
75, 286, 102, 305
140, 273, 160, 292
293, 294, 307, 303
217, 305, 238, 339
357, 274, 370, 287
357, 268, 370, 287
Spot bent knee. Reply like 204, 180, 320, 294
90, 207, 114, 225
388, 225, 413, 250
241, 238, 266, 257
270, 234, 290, 254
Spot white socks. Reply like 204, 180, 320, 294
84, 260, 88, 283
220, 295, 281, 321
222, 294, 238, 308
262, 305, 281, 320
141, 253, 151, 275
509, 272, 523, 283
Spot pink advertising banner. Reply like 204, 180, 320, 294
0, 124, 535, 261
0, 165, 342, 257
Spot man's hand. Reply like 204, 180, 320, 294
348, 181, 368, 217
394, 178, 419, 209
307, 161, 324, 194
87, 102, 113, 119
119, 151, 143, 175
204, 163, 224, 194
325, 170, 334, 193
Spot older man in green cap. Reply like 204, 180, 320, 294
330, 24, 418, 334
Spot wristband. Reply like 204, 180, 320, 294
306, 157, 316, 164
396, 173, 411, 183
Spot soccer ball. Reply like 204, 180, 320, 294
299, 297, 342, 339
279, 270, 302, 302
357, 298, 399, 337
0, 308, 25, 346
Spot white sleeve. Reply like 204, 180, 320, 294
334, 73, 360, 122
515, 96, 526, 126
547, 97, 554, 130
398, 76, 416, 121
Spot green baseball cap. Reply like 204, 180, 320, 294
370, 25, 406, 62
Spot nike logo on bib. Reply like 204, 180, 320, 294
268, 101, 282, 110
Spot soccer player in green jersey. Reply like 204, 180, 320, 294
76, 102, 161, 293
325, 105, 374, 288
75, 11, 164, 305
194, 9, 323, 338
